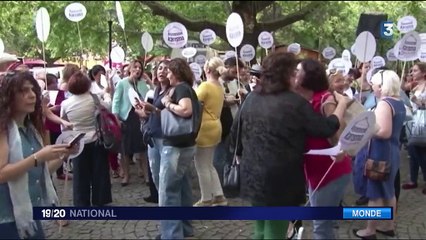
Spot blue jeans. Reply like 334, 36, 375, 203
0, 221, 44, 239
148, 138, 163, 190
159, 145, 196, 239
308, 174, 350, 239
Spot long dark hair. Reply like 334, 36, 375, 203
168, 58, 194, 86
0, 71, 44, 133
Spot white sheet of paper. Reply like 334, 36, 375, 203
48, 90, 59, 105
128, 87, 142, 107
305, 143, 342, 156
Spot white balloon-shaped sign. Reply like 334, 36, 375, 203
182, 47, 197, 59
240, 44, 256, 62
0, 38, 4, 55
110, 46, 125, 63
366, 68, 374, 85
322, 47, 336, 60
163, 22, 188, 49
395, 31, 421, 61
419, 33, 426, 47
226, 13, 244, 48
354, 31, 376, 63
342, 49, 351, 62
397, 16, 417, 34
386, 48, 397, 62
225, 50, 236, 60
418, 50, 426, 62
258, 31, 274, 49
328, 58, 351, 76
64, 3, 87, 22
35, 7, 50, 43
351, 43, 356, 55
371, 56, 386, 69
200, 29, 216, 46
115, 1, 125, 30
287, 43, 301, 55
195, 55, 207, 68
190, 62, 202, 80
141, 32, 154, 52
418, 33, 426, 61
56, 131, 85, 159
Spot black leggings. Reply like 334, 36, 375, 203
395, 169, 400, 202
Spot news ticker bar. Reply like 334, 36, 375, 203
33, 207, 392, 220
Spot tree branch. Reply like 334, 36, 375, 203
254, 1, 275, 13
223, 1, 232, 14
139, 1, 226, 40
259, 1, 322, 32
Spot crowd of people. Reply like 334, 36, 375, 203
0, 50, 425, 239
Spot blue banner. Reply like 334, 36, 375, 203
33, 207, 392, 220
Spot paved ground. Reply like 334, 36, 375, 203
44, 149, 426, 239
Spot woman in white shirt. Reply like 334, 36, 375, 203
61, 71, 112, 206
89, 65, 112, 106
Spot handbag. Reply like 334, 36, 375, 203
160, 85, 203, 141
406, 109, 426, 147
364, 141, 391, 181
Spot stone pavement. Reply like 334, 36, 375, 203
44, 149, 426, 239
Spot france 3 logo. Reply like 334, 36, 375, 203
381, 21, 394, 39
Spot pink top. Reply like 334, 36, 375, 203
304, 90, 352, 190
45, 90, 66, 133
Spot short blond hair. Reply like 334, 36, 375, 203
371, 70, 400, 97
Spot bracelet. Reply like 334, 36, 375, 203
33, 154, 38, 167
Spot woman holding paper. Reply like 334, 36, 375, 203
89, 65, 112, 105
230, 52, 350, 240
112, 59, 149, 186
352, 70, 406, 239
295, 60, 352, 239
0, 71, 76, 239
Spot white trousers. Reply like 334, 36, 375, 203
194, 146, 224, 201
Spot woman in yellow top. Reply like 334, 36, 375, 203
194, 57, 227, 207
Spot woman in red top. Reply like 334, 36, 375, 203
295, 60, 352, 239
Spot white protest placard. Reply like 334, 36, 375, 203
128, 87, 142, 107
35, 7, 50, 43
418, 33, 426, 62
190, 62, 202, 80
56, 131, 85, 159
386, 48, 397, 61
397, 16, 417, 34
328, 58, 351, 75
342, 49, 351, 62
322, 47, 336, 60
419, 33, 426, 48
163, 22, 188, 49
182, 47, 197, 59
419, 50, 426, 62
395, 31, 421, 61
240, 44, 255, 62
0, 38, 4, 55
258, 31, 274, 49
110, 46, 125, 63
225, 50, 236, 60
371, 56, 386, 69
64, 3, 87, 22
366, 68, 374, 85
48, 90, 59, 106
200, 29, 216, 46
351, 43, 356, 55
141, 32, 154, 52
354, 31, 376, 63
226, 13, 244, 48
115, 1, 125, 30
195, 55, 207, 68
287, 43, 301, 55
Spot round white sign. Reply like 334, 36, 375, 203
226, 13, 244, 48
141, 32, 154, 52
328, 58, 351, 76
239, 44, 256, 62
386, 48, 397, 62
397, 15, 417, 34
116, 1, 125, 30
395, 31, 421, 61
341, 49, 351, 62
354, 31, 376, 63
35, 7, 50, 43
258, 31, 274, 49
111, 46, 125, 63
418, 49, 426, 62
0, 38, 4, 55
200, 29, 216, 46
322, 47, 336, 60
419, 33, 426, 48
55, 131, 85, 159
287, 43, 301, 55
64, 3, 87, 22
195, 55, 207, 68
225, 50, 236, 60
163, 22, 188, 49
371, 56, 386, 69
190, 62, 202, 80
182, 47, 197, 59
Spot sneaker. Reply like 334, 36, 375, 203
212, 196, 228, 206
193, 200, 212, 207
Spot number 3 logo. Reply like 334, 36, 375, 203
382, 22, 394, 38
